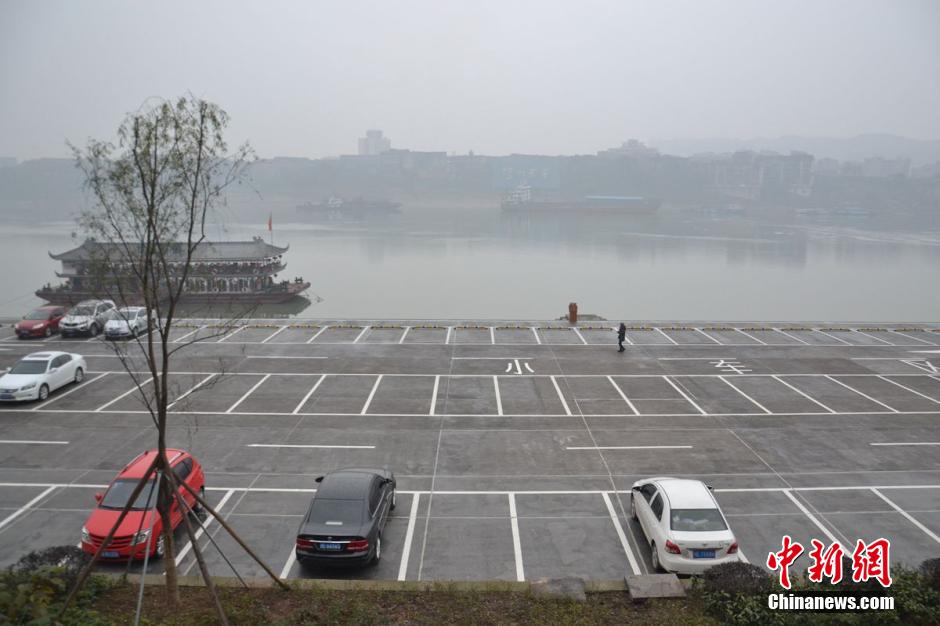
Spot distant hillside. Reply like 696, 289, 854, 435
650, 134, 940, 165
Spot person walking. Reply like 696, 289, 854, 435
617, 322, 626, 352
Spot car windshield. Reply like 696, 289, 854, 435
25, 310, 50, 320
9, 360, 48, 375
116, 309, 138, 319
100, 479, 159, 510
670, 508, 728, 532
307, 499, 363, 526
70, 306, 94, 316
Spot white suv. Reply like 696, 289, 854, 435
60, 300, 116, 337
631, 477, 741, 575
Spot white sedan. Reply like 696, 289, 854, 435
631, 477, 741, 575
0, 352, 87, 402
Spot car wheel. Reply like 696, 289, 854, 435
38, 384, 49, 402
154, 535, 165, 559
74, 368, 84, 384
372, 536, 381, 565
90, 324, 99, 337
44, 327, 51, 338
630, 497, 637, 520
650, 542, 663, 573
193, 486, 205, 514
390, 490, 396, 511
132, 326, 139, 338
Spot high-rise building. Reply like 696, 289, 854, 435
357, 129, 391, 156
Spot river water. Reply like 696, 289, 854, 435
1, 208, 938, 321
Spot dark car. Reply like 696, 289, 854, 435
14, 306, 67, 339
295, 468, 396, 567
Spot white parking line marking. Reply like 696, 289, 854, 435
167, 373, 217, 410
664, 376, 706, 415
95, 376, 153, 412
260, 326, 288, 344
445, 326, 453, 344
0, 440, 69, 445
572, 328, 588, 345
854, 330, 894, 345
174, 488, 236, 566
825, 376, 899, 413
602, 492, 641, 575
870, 488, 940, 545
568, 445, 692, 450
172, 326, 204, 343
293, 374, 325, 414
226, 374, 271, 413
0, 485, 57, 532
531, 327, 541, 345
870, 442, 940, 447
550, 376, 571, 416
305, 326, 329, 344
494, 376, 503, 416
877, 376, 940, 406
246, 444, 376, 449
607, 376, 638, 415
490, 326, 496, 345
361, 375, 383, 415
735, 329, 767, 345
279, 549, 297, 580
353, 326, 370, 344
783, 490, 848, 554
655, 328, 679, 345
398, 493, 421, 581
696, 328, 722, 344
508, 493, 524, 581
888, 329, 933, 345
429, 375, 440, 416
244, 356, 328, 360
773, 328, 811, 345
772, 375, 835, 413
720, 376, 771, 414
31, 371, 112, 411
814, 329, 852, 345
217, 326, 246, 343
399, 327, 411, 344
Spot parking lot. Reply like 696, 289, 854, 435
0, 319, 939, 582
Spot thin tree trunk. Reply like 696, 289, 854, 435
157, 452, 181, 607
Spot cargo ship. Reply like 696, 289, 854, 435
296, 196, 401, 221
501, 185, 660, 214
37, 237, 310, 306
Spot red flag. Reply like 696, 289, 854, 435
267, 213, 273, 232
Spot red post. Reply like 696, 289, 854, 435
568, 302, 578, 324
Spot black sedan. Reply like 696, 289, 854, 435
295, 467, 396, 567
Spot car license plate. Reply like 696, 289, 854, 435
318, 542, 342, 551
693, 550, 716, 559
0, 394, 13, 400
103, 551, 120, 558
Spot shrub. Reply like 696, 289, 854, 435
697, 563, 781, 626
702, 562, 774, 596
920, 558, 940, 593
0, 545, 109, 625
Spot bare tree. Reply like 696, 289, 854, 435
61, 96, 287, 618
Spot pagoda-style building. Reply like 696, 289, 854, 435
38, 237, 310, 305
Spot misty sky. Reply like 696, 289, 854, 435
1, 0, 938, 160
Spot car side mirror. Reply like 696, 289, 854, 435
631, 486, 640, 491
49, 367, 58, 373
314, 476, 324, 483
94, 493, 103, 504
706, 484, 714, 491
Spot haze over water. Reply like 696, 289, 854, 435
3, 208, 937, 322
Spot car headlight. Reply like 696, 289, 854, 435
132, 529, 151, 545
19, 383, 36, 391
81, 526, 90, 543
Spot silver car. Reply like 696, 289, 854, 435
105, 307, 151, 339
60, 300, 116, 337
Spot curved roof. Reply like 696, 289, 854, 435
50, 238, 289, 263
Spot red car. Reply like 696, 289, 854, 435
81, 449, 205, 559
14, 306, 67, 339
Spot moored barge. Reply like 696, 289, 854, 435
37, 237, 310, 306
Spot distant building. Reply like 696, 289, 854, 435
597, 139, 659, 159
357, 129, 391, 156
861, 157, 910, 178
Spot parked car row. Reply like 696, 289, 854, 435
12, 300, 152, 340
80, 450, 397, 569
